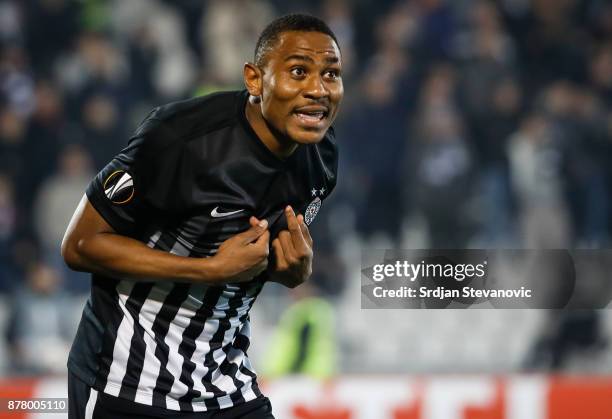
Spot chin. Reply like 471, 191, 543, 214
288, 128, 328, 145
293, 135, 325, 144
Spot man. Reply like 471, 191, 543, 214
61, 14, 343, 419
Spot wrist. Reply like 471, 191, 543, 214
197, 256, 225, 283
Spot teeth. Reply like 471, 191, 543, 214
297, 111, 324, 121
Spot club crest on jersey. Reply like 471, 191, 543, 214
103, 170, 134, 205
304, 197, 321, 225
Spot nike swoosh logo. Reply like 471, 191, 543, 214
211, 206, 245, 218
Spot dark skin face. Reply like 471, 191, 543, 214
244, 31, 343, 158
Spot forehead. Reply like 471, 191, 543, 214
270, 31, 341, 62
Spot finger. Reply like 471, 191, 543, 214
253, 229, 270, 247
297, 214, 313, 246
249, 216, 260, 228
279, 230, 298, 264
285, 206, 308, 251
285, 206, 300, 233
240, 218, 268, 244
272, 238, 288, 270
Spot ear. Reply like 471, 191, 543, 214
243, 62, 263, 97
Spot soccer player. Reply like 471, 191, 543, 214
61, 14, 342, 419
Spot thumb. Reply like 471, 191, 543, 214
240, 218, 268, 243
249, 216, 260, 228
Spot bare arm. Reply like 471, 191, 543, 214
61, 195, 270, 284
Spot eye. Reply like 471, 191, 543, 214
324, 69, 340, 80
290, 67, 306, 77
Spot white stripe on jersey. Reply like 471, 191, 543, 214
104, 231, 162, 397
99, 228, 261, 411
188, 328, 219, 411
228, 300, 259, 404
209, 292, 254, 400
133, 283, 172, 405
230, 320, 259, 403
104, 280, 136, 396
135, 230, 195, 409
163, 297, 200, 410
147, 231, 162, 247
189, 317, 221, 411
166, 286, 236, 410
84, 387, 98, 419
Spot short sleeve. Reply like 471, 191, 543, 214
86, 115, 186, 236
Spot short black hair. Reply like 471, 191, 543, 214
254, 13, 339, 66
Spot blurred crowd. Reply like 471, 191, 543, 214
336, 0, 612, 251
0, 0, 611, 375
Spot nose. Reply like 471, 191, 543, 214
303, 74, 328, 100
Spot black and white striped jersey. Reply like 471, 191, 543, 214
67, 90, 338, 412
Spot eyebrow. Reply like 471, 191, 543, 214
284, 54, 340, 64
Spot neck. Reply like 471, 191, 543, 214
245, 96, 298, 159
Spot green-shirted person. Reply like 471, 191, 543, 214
262, 282, 336, 379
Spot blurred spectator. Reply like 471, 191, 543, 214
454, 0, 517, 118
538, 81, 610, 245
81, 0, 111, 33
406, 107, 473, 248
469, 77, 522, 244
586, 0, 612, 41
401, 64, 474, 247
519, 0, 588, 90
589, 43, 612, 106
123, 26, 158, 105
23, 0, 81, 74
374, 2, 419, 56
54, 31, 129, 111
33, 143, 93, 293
321, 0, 356, 77
0, 107, 28, 212
202, 0, 275, 87
0, 174, 18, 292
143, 4, 197, 99
508, 113, 571, 248
111, 0, 197, 99
0, 174, 15, 241
0, 0, 610, 376
78, 93, 123, 169
159, 0, 205, 58
412, 0, 457, 62
20, 81, 66, 213
262, 281, 337, 379
563, 89, 610, 245
0, 1, 23, 44
525, 311, 607, 371
0, 45, 35, 117
340, 52, 409, 245
5, 261, 72, 375
452, 2, 519, 245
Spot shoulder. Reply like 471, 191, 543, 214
128, 90, 245, 153
302, 126, 338, 191
151, 90, 243, 134
318, 126, 338, 163
313, 126, 339, 174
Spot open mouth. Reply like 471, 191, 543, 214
293, 106, 329, 127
